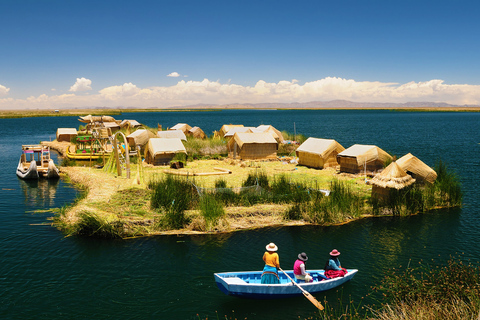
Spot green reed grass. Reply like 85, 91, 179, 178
148, 175, 198, 229
199, 193, 226, 231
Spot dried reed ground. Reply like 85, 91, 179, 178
58, 159, 372, 236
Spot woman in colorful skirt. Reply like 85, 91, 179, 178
261, 242, 280, 284
324, 249, 347, 279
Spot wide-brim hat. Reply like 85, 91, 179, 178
330, 249, 341, 256
266, 242, 278, 252
298, 252, 308, 261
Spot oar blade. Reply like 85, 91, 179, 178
303, 292, 324, 310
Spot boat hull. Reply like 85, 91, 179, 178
214, 269, 357, 299
16, 159, 39, 179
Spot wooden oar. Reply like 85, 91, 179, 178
279, 267, 324, 310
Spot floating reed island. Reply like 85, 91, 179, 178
43, 115, 462, 239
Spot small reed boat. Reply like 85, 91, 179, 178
16, 145, 60, 179
214, 268, 357, 299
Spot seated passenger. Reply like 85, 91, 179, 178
324, 249, 347, 279
261, 242, 280, 284
293, 252, 313, 282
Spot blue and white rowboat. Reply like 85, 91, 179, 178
214, 269, 358, 299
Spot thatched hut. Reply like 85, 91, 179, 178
120, 119, 142, 128
127, 129, 153, 149
56, 128, 77, 142
368, 161, 416, 200
102, 121, 121, 133
227, 132, 278, 160
219, 124, 244, 138
396, 153, 437, 184
144, 138, 187, 166
188, 126, 206, 139
296, 138, 345, 169
337, 144, 392, 174
157, 130, 187, 141
256, 125, 285, 143
170, 123, 192, 134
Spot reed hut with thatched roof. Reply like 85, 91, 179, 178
256, 125, 285, 143
337, 144, 392, 174
368, 161, 416, 200
157, 130, 187, 141
218, 124, 244, 138
144, 138, 187, 166
396, 153, 437, 184
296, 138, 345, 169
187, 126, 206, 139
170, 123, 192, 134
227, 132, 278, 160
56, 128, 77, 142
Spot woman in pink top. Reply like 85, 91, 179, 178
293, 252, 312, 283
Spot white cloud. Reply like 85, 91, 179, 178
167, 72, 180, 78
0, 84, 10, 96
69, 77, 92, 92
1, 77, 480, 110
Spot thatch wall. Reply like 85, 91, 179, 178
227, 132, 278, 160
337, 144, 392, 174
56, 128, 77, 142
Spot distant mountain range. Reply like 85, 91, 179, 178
159, 100, 479, 110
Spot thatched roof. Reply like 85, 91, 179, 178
223, 127, 260, 138
368, 161, 416, 189
170, 123, 192, 133
157, 130, 187, 141
126, 129, 153, 147
120, 119, 141, 128
227, 132, 278, 149
188, 126, 206, 139
219, 124, 244, 137
396, 153, 437, 184
296, 138, 345, 158
337, 144, 392, 166
256, 125, 285, 142
146, 138, 186, 157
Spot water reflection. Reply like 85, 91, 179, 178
18, 178, 59, 207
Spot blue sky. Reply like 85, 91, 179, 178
1, 0, 479, 109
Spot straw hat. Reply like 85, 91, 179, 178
266, 243, 278, 252
298, 252, 308, 261
329, 249, 341, 256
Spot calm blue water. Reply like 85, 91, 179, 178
0, 110, 478, 319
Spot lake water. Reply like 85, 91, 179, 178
0, 110, 478, 319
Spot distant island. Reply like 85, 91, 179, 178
1, 100, 479, 118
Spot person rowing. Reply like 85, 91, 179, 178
261, 242, 280, 284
